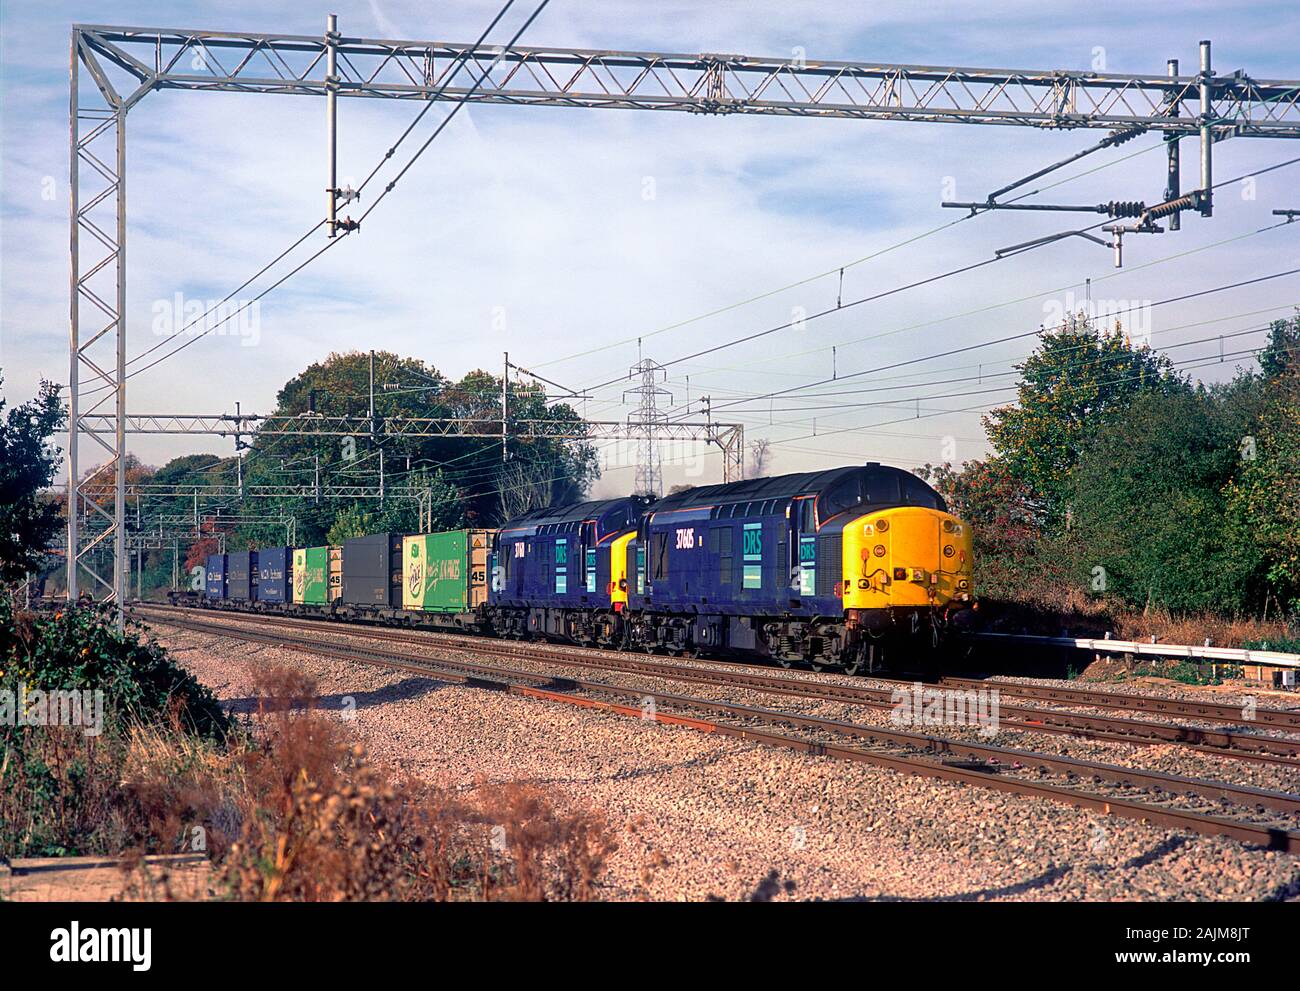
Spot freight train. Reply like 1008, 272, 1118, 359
182, 462, 974, 674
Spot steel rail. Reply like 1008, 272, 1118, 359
135, 604, 1300, 763
138, 609, 1300, 845
933, 675, 1300, 731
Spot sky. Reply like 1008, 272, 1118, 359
2, 0, 1298, 499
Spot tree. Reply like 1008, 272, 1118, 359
185, 535, 221, 571
152, 453, 222, 487
496, 457, 562, 522
983, 319, 1188, 526
326, 504, 375, 545
248, 351, 598, 535
747, 438, 772, 478
1069, 389, 1259, 612
1257, 313, 1300, 379
0, 376, 66, 585
1225, 365, 1300, 611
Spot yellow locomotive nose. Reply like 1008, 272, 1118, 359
842, 507, 973, 611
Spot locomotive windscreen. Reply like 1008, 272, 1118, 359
818, 467, 946, 520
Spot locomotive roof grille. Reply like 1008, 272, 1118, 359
499, 496, 651, 532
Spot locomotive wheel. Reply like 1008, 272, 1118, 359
842, 641, 880, 676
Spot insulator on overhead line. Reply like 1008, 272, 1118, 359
1104, 126, 1147, 146
1144, 193, 1200, 219
1104, 200, 1146, 218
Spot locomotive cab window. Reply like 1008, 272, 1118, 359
799, 498, 815, 531
863, 469, 900, 505
818, 474, 863, 520
902, 473, 946, 510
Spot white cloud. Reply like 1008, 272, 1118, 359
3, 0, 1298, 495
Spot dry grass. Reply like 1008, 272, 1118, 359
465, 780, 620, 902
204, 664, 619, 901
1109, 610, 1295, 649
979, 589, 1296, 648
6, 663, 619, 901
0, 695, 209, 858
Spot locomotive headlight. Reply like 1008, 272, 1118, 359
943, 545, 955, 558
873, 544, 886, 557
876, 519, 890, 532
942, 519, 955, 533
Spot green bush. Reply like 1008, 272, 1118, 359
1243, 636, 1300, 654
1, 599, 234, 857
1, 598, 229, 739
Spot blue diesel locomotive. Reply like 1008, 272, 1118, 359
487, 463, 973, 674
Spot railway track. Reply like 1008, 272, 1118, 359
136, 604, 1300, 766
136, 605, 1300, 854
922, 675, 1300, 732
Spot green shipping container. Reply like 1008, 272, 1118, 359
298, 545, 329, 605
403, 532, 468, 613
403, 530, 491, 613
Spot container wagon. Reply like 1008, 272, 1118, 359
328, 545, 343, 604
338, 532, 408, 618
226, 550, 258, 604
256, 546, 292, 608
401, 528, 493, 628
204, 553, 227, 602
292, 546, 331, 612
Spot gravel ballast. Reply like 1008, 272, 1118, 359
155, 620, 1300, 902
